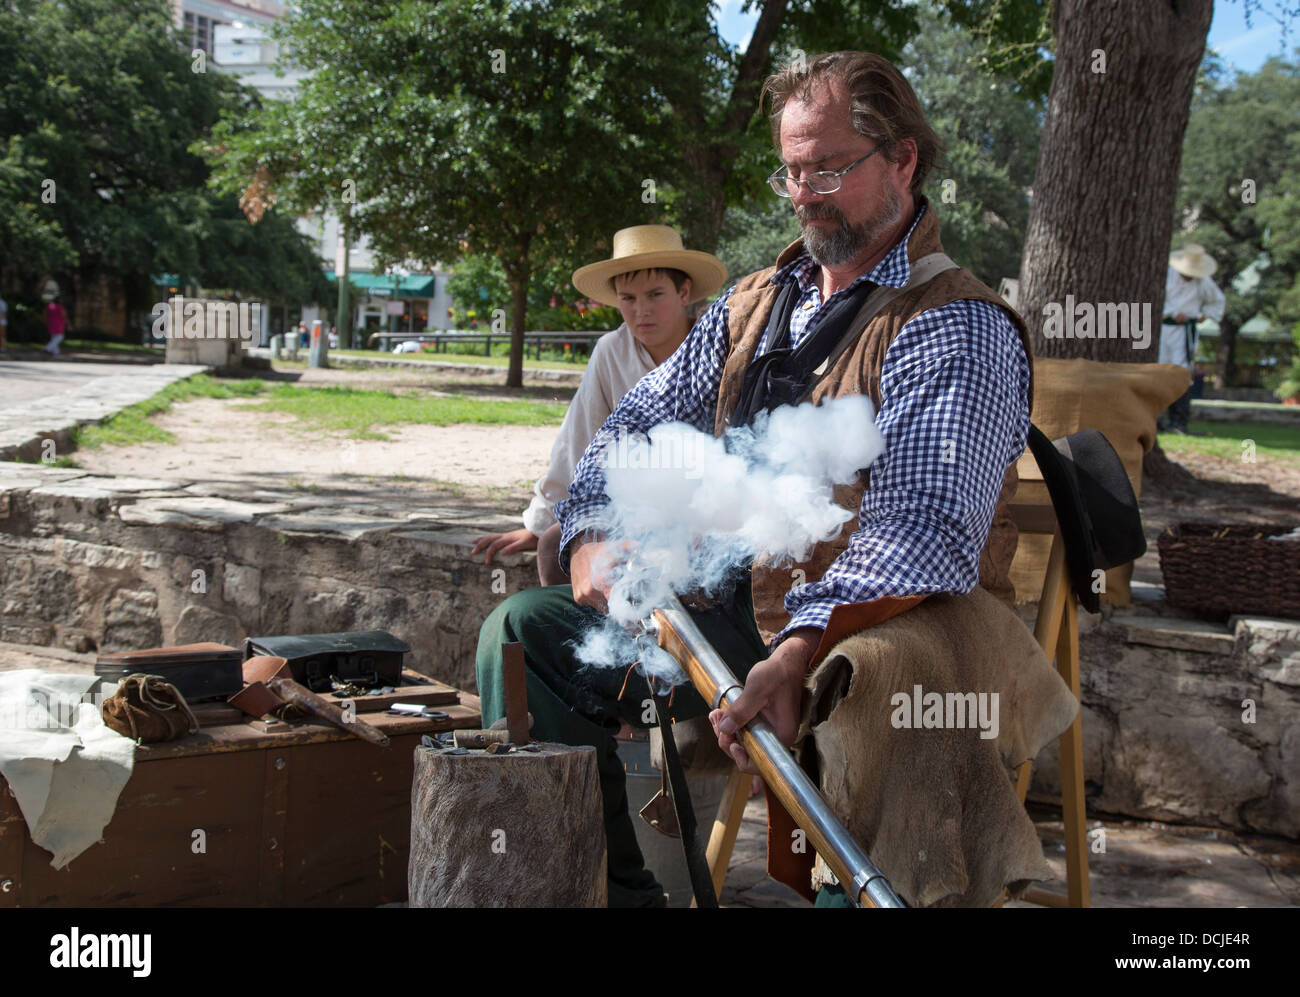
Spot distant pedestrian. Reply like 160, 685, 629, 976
1159, 244, 1225, 433
0, 294, 8, 352
297, 321, 308, 349
44, 298, 67, 356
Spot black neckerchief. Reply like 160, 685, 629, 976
729, 273, 878, 430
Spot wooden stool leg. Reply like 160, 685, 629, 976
1018, 531, 1091, 908
1014, 760, 1033, 805
690, 766, 750, 907
1055, 593, 1090, 907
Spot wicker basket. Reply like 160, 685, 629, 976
1158, 522, 1300, 619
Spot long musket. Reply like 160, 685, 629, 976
649, 593, 904, 909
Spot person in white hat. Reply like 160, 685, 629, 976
471, 226, 726, 582
1159, 243, 1225, 433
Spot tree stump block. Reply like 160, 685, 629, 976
408, 742, 606, 907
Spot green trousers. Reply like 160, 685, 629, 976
475, 582, 766, 907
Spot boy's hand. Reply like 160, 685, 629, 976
471, 528, 538, 564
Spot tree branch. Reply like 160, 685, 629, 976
722, 0, 791, 138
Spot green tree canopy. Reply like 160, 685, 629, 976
211, 0, 692, 385
909, 4, 1044, 287
207, 0, 1046, 382
0, 0, 330, 328
1176, 53, 1300, 384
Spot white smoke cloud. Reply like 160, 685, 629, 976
573, 395, 885, 685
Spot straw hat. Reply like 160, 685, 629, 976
1169, 244, 1217, 279
572, 225, 727, 307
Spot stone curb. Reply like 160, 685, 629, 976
244, 347, 585, 383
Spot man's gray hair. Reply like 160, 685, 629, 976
762, 51, 944, 195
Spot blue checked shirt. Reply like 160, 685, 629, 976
557, 205, 1031, 645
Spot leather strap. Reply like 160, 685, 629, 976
648, 677, 719, 908
807, 252, 959, 384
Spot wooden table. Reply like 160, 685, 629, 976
0, 682, 480, 907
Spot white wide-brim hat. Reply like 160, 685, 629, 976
1170, 243, 1217, 279
572, 225, 727, 307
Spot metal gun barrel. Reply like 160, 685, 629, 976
651, 594, 903, 909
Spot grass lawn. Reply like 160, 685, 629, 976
327, 348, 589, 373
1158, 420, 1300, 465
75, 373, 267, 449
239, 384, 567, 438
70, 372, 567, 449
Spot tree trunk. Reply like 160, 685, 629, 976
676, 0, 790, 254
1018, 0, 1213, 362
1142, 440, 1200, 495
407, 742, 607, 907
680, 147, 731, 253
502, 234, 531, 389
1215, 316, 1240, 388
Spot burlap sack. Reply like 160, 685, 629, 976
101, 673, 200, 744
1010, 358, 1189, 606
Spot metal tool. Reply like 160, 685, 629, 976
502, 643, 530, 746
389, 703, 450, 719
453, 729, 511, 749
230, 655, 390, 747
649, 594, 904, 909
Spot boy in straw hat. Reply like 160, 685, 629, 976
1159, 243, 1225, 433
472, 225, 726, 582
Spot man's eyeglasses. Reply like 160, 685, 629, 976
767, 147, 883, 197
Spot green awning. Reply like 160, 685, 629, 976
1197, 313, 1291, 343
327, 272, 436, 297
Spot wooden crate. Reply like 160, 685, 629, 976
0, 684, 480, 907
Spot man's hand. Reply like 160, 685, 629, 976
568, 537, 618, 614
709, 627, 821, 775
471, 528, 538, 565
1173, 312, 1189, 323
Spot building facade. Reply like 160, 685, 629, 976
172, 0, 451, 343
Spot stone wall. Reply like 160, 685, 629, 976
1022, 608, 1300, 839
0, 463, 534, 694
2, 461, 1297, 838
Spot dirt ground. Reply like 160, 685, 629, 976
70, 362, 1300, 532
1134, 445, 1300, 589
71, 365, 579, 509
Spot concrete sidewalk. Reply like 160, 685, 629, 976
0, 358, 208, 462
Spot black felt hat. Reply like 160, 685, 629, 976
1026, 425, 1146, 614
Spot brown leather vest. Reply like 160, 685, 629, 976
713, 200, 1034, 640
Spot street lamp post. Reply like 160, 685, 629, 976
336, 205, 353, 350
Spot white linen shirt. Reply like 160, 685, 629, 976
521, 324, 655, 535
1159, 266, 1226, 368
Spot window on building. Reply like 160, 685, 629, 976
183, 12, 221, 55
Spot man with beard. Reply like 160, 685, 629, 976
475, 50, 1032, 906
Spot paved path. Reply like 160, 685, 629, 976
0, 358, 208, 460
